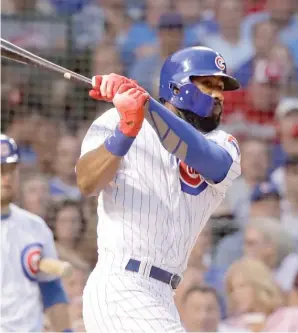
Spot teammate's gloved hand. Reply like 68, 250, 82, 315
89, 73, 145, 102
113, 83, 149, 137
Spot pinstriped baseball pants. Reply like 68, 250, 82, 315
83, 250, 186, 332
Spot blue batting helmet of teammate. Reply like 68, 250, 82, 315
159, 46, 240, 118
1, 134, 20, 164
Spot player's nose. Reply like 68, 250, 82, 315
212, 90, 224, 102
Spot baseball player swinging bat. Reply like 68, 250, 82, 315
75, 46, 242, 332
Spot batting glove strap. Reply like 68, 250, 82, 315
104, 126, 135, 157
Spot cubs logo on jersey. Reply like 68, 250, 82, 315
21, 243, 43, 281
228, 135, 240, 156
178, 160, 207, 195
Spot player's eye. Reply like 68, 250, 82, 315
204, 82, 213, 88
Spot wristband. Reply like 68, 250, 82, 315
62, 329, 73, 332
104, 126, 135, 157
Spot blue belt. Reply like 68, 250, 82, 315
125, 259, 181, 289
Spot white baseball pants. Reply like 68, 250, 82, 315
83, 250, 186, 332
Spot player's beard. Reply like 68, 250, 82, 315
177, 103, 222, 133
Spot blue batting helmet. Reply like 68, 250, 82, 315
1, 134, 20, 164
159, 46, 240, 118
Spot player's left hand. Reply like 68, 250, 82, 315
113, 83, 149, 136
89, 73, 145, 102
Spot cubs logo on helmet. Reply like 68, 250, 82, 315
215, 55, 226, 71
21, 243, 43, 281
178, 160, 208, 195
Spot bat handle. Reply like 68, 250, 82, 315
63, 72, 92, 87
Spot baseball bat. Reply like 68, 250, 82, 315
39, 258, 73, 278
0, 38, 92, 87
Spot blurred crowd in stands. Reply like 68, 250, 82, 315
1, 0, 298, 331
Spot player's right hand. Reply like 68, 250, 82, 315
113, 83, 149, 137
89, 73, 144, 102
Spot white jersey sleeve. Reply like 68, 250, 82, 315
80, 108, 119, 158
204, 130, 241, 194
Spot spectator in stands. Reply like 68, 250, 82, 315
49, 199, 86, 251
202, 0, 253, 72
2, 0, 67, 53
20, 173, 51, 220
244, 217, 297, 291
174, 267, 207, 317
63, 266, 88, 300
174, 0, 217, 46
77, 121, 92, 146
49, 135, 81, 200
34, 119, 63, 176
179, 286, 238, 332
222, 60, 286, 140
122, 0, 171, 69
5, 112, 42, 167
62, 266, 89, 331
69, 296, 85, 331
288, 269, 298, 306
225, 258, 298, 332
92, 42, 124, 76
233, 19, 279, 87
268, 43, 298, 96
226, 138, 270, 223
276, 253, 298, 305
213, 190, 282, 272
129, 13, 184, 96
187, 223, 228, 296
244, 0, 267, 15
271, 97, 298, 173
249, 182, 281, 218
243, 0, 298, 66
208, 198, 238, 243
188, 224, 213, 270
281, 155, 298, 243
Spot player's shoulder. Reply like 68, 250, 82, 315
205, 129, 234, 142
205, 129, 241, 158
10, 204, 51, 233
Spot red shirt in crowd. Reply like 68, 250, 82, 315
222, 89, 277, 141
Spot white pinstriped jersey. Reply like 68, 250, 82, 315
1, 204, 58, 332
81, 108, 241, 274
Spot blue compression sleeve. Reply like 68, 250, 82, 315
38, 279, 68, 309
148, 98, 233, 183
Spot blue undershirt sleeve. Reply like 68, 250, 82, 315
38, 278, 68, 309
147, 98, 233, 183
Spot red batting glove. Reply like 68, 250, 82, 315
113, 83, 149, 137
89, 73, 145, 102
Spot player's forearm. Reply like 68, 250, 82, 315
76, 144, 121, 196
146, 98, 232, 182
46, 303, 72, 332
